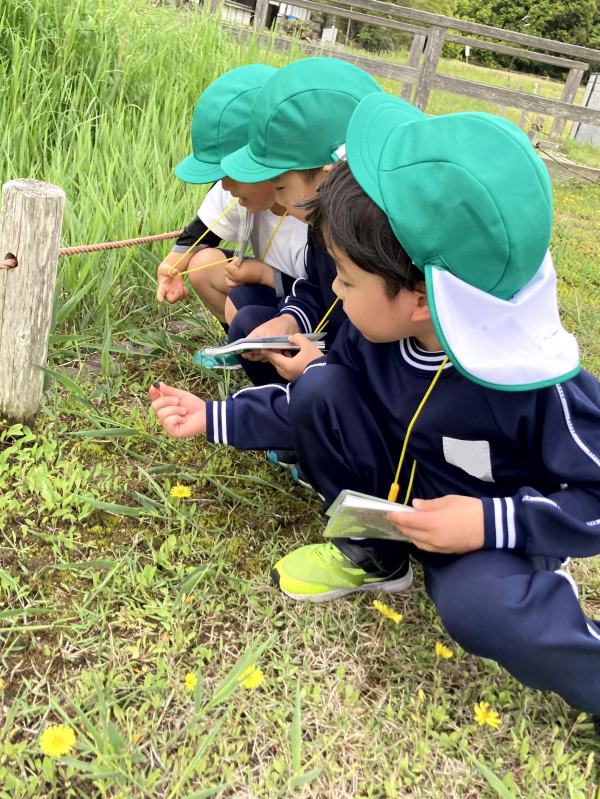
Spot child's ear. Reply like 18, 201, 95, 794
410, 290, 432, 323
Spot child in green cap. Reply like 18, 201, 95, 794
156, 64, 308, 369
151, 95, 600, 725
267, 98, 597, 726
220, 57, 384, 388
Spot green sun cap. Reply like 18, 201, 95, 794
174, 64, 277, 185
220, 58, 383, 183
345, 97, 576, 393
346, 98, 553, 301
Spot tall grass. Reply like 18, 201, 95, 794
0, 0, 296, 333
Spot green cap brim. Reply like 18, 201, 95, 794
174, 153, 226, 184
220, 144, 290, 184
346, 94, 428, 210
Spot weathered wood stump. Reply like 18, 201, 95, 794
0, 179, 65, 424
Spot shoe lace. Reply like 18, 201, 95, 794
317, 543, 361, 572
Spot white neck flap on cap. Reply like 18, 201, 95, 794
427, 251, 580, 391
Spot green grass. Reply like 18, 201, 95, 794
563, 140, 600, 171
1, 1, 600, 796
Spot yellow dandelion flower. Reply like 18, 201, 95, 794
473, 701, 502, 729
435, 642, 453, 659
417, 689, 425, 701
40, 725, 76, 758
170, 485, 191, 498
238, 665, 257, 681
185, 673, 197, 691
241, 668, 264, 690
373, 600, 403, 624
0, 678, 4, 689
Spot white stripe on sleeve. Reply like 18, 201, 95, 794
505, 497, 516, 549
221, 402, 228, 446
493, 497, 504, 548
283, 305, 312, 334
232, 384, 287, 399
212, 402, 219, 444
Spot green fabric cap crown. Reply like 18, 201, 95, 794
221, 58, 383, 183
175, 64, 277, 185
346, 96, 553, 300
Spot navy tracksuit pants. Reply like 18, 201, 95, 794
228, 286, 286, 387
288, 363, 600, 715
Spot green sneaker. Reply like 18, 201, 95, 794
193, 350, 241, 370
271, 542, 413, 603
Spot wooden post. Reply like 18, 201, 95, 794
400, 32, 427, 102
0, 180, 65, 424
549, 67, 585, 141
253, 0, 269, 31
413, 25, 445, 111
518, 110, 528, 130
527, 116, 545, 147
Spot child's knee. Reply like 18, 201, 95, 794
432, 553, 544, 658
187, 248, 223, 287
224, 297, 237, 325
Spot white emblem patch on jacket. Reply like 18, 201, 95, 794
442, 437, 494, 482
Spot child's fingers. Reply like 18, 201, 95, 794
265, 350, 289, 368
387, 510, 442, 536
162, 414, 187, 436
155, 405, 187, 425
155, 404, 187, 421
151, 394, 179, 410
154, 383, 192, 400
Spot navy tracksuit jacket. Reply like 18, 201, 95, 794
227, 228, 346, 386
205, 320, 600, 714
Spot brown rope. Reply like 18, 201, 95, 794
536, 143, 600, 186
58, 230, 183, 256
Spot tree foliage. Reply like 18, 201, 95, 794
350, 0, 457, 52
452, 0, 600, 74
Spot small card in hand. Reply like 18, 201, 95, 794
202, 333, 326, 357
323, 489, 413, 542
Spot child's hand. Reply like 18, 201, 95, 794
149, 382, 206, 438
157, 261, 189, 304
242, 314, 301, 363
224, 260, 275, 289
266, 334, 323, 381
387, 495, 484, 554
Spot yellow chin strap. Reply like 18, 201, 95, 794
388, 356, 449, 504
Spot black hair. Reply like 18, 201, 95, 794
303, 159, 425, 298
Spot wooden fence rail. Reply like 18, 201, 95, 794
239, 0, 600, 138
230, 24, 600, 130
324, 0, 600, 61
